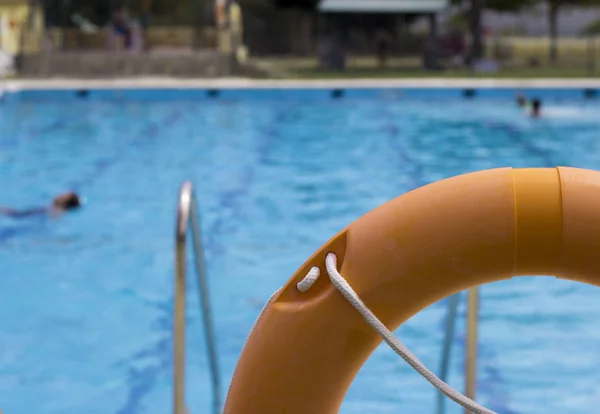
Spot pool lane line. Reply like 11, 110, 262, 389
114, 300, 172, 414
204, 115, 279, 258
114, 108, 278, 414
488, 121, 559, 168
28, 118, 67, 137
0, 117, 67, 150
0, 221, 44, 243
3, 100, 114, 150
383, 120, 426, 192
67, 110, 184, 193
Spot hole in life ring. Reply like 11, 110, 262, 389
463, 89, 476, 99
76, 89, 89, 98
332, 89, 344, 99
584, 89, 597, 99
207, 89, 220, 98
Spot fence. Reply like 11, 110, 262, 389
3, 0, 600, 78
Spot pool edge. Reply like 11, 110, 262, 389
3, 77, 600, 91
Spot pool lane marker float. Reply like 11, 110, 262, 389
224, 167, 600, 414
331, 88, 344, 99
207, 89, 220, 98
584, 88, 597, 99
463, 88, 476, 99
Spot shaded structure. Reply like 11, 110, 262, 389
317, 0, 450, 70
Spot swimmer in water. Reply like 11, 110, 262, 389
531, 98, 542, 118
516, 94, 528, 108
0, 192, 83, 219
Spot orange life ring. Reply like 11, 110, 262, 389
224, 167, 600, 413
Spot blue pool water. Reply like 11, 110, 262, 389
2, 90, 600, 414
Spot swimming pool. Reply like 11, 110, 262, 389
2, 85, 600, 414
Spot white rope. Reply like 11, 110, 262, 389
297, 252, 496, 414
297, 266, 320, 292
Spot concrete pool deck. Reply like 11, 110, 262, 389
3, 77, 600, 91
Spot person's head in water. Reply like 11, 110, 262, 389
0, 191, 83, 219
517, 94, 527, 108
52, 192, 82, 211
531, 98, 542, 118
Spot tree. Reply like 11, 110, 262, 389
466, 0, 485, 61
547, 0, 562, 63
581, 17, 600, 35
545, 0, 600, 63
452, 0, 537, 62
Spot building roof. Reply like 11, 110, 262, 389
0, 0, 31, 5
319, 0, 449, 13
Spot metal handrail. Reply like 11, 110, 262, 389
435, 293, 460, 414
465, 287, 480, 412
175, 181, 221, 414
435, 288, 479, 414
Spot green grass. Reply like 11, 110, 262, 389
258, 56, 600, 79
289, 66, 599, 79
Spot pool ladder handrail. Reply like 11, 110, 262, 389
175, 181, 222, 414
435, 287, 480, 414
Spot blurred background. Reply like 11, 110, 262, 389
3, 2, 600, 414
2, 0, 600, 79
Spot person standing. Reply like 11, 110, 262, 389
374, 28, 392, 68
111, 4, 132, 50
